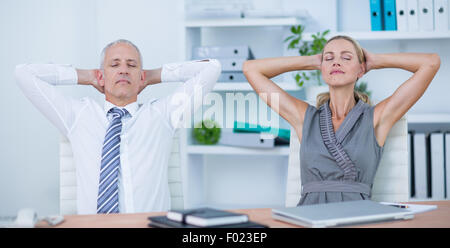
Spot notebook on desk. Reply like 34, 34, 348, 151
148, 216, 268, 228
272, 200, 414, 228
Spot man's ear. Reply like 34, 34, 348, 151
140, 70, 145, 83
96, 69, 105, 86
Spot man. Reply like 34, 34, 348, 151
15, 39, 221, 214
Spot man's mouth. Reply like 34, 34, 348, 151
116, 79, 130, 84
330, 70, 344, 75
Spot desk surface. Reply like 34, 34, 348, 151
38, 201, 450, 228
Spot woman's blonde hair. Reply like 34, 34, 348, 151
316, 35, 371, 107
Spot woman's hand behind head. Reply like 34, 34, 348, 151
362, 48, 375, 74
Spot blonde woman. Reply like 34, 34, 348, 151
243, 35, 440, 205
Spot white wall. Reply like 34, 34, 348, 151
0, 0, 98, 216
0, 0, 183, 216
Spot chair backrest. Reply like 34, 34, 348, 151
59, 130, 184, 215
285, 115, 409, 207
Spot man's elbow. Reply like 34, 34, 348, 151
207, 59, 222, 78
14, 64, 30, 85
15, 64, 26, 76
209, 58, 221, 72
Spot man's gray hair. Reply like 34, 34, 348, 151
100, 39, 143, 70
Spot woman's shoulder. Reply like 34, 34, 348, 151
304, 103, 320, 119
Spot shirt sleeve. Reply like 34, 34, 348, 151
154, 59, 221, 130
15, 64, 84, 136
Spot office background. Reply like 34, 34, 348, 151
1, 0, 449, 216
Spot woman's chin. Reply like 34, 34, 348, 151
324, 79, 354, 88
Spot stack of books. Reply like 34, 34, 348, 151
148, 207, 267, 228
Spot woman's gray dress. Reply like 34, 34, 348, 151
298, 99, 384, 205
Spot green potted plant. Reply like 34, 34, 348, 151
355, 80, 372, 102
284, 25, 330, 102
193, 119, 221, 145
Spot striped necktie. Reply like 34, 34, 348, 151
97, 107, 128, 214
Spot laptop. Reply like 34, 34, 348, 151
272, 200, 414, 228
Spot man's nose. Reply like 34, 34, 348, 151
119, 64, 129, 74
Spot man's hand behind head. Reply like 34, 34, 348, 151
77, 69, 105, 94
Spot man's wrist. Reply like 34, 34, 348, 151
76, 69, 96, 85
144, 68, 162, 85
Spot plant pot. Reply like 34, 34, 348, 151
305, 85, 329, 104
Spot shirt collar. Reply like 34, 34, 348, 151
104, 100, 138, 118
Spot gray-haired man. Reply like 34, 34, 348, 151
15, 39, 221, 214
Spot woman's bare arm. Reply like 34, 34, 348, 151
365, 51, 441, 146
243, 55, 321, 135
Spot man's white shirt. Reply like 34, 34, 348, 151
15, 60, 221, 214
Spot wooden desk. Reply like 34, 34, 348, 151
38, 201, 450, 228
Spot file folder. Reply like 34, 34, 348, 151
218, 72, 246, 82
433, 0, 449, 31
218, 58, 246, 72
446, 133, 450, 199
408, 133, 413, 197
233, 121, 291, 140
430, 133, 445, 200
418, 0, 434, 31
407, 0, 420, 31
193, 45, 255, 59
383, 0, 398, 30
413, 133, 427, 199
218, 130, 275, 148
396, 0, 409, 31
370, 0, 384, 31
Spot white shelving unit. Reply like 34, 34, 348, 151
180, 16, 297, 210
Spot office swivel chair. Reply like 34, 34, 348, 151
285, 115, 410, 207
59, 130, 185, 215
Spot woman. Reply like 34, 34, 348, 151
243, 35, 440, 205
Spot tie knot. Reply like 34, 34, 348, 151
108, 107, 128, 119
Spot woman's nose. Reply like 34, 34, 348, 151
332, 57, 343, 66
333, 60, 341, 67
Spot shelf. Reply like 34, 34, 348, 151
187, 145, 290, 156
303, 31, 450, 41
185, 17, 299, 28
186, 18, 450, 40
213, 82, 300, 91
408, 114, 450, 123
